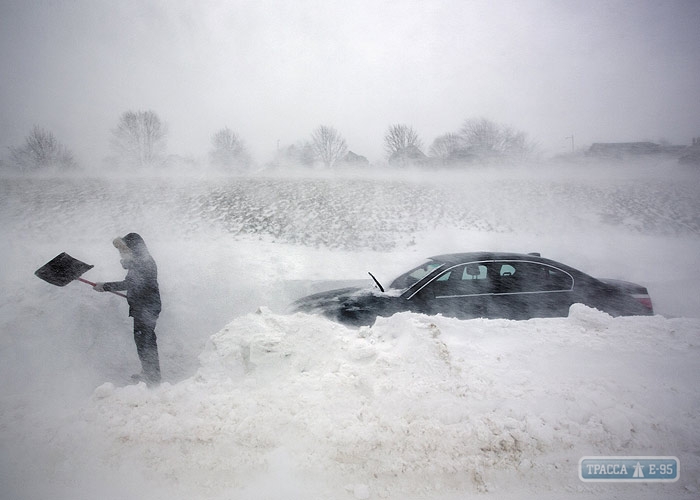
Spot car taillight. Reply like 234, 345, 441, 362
632, 294, 653, 312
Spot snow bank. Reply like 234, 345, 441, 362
2, 164, 700, 499
79, 306, 700, 499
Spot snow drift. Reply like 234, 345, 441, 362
11, 306, 700, 499
1, 160, 699, 499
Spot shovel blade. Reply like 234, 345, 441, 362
35, 252, 94, 287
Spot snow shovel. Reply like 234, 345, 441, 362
35, 252, 127, 298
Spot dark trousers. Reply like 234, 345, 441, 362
133, 314, 161, 385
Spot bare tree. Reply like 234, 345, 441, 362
499, 125, 535, 158
459, 118, 501, 155
209, 127, 251, 170
9, 126, 77, 172
275, 141, 315, 167
459, 118, 535, 161
310, 125, 347, 167
384, 124, 422, 158
110, 110, 167, 168
429, 133, 463, 163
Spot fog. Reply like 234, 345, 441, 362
2, 1, 700, 498
1, 1, 699, 166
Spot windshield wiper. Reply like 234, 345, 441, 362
368, 272, 384, 292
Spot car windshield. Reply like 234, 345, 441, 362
389, 260, 445, 290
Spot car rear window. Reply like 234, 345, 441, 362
495, 261, 573, 293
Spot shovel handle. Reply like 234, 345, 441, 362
77, 278, 127, 299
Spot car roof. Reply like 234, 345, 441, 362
428, 252, 557, 266
426, 252, 594, 278
427, 253, 595, 281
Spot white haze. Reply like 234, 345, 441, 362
1, 158, 699, 498
1, 0, 699, 166
2, 1, 700, 497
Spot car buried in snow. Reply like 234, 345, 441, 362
291, 252, 654, 326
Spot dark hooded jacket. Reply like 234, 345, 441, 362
103, 233, 161, 318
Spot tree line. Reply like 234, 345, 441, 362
2, 110, 537, 173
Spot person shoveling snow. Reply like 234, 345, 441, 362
35, 233, 164, 387
93, 233, 162, 387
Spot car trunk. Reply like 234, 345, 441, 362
599, 278, 654, 313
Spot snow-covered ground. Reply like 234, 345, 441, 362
1, 160, 699, 499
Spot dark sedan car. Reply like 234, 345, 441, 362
292, 252, 654, 326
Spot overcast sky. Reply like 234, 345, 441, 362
1, 0, 699, 166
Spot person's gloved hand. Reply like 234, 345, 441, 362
93, 282, 105, 292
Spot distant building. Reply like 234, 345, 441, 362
340, 151, 370, 168
388, 145, 429, 167
586, 141, 687, 159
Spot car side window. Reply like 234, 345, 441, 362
541, 266, 574, 291
463, 263, 488, 280
495, 261, 573, 293
499, 264, 516, 276
430, 263, 492, 296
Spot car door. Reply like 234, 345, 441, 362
408, 262, 494, 319
488, 260, 575, 319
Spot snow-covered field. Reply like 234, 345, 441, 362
1, 160, 699, 499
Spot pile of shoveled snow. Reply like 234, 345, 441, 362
78, 305, 699, 499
